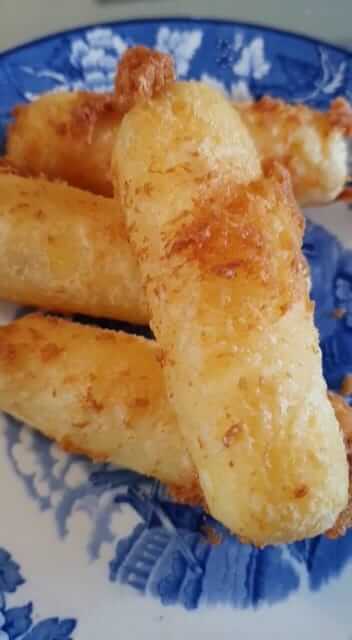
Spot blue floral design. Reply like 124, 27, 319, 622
0, 549, 76, 639
67, 27, 128, 92
0, 17, 352, 617
155, 26, 203, 77
0, 551, 24, 595
0, 18, 351, 121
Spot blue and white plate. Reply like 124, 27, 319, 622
0, 18, 352, 640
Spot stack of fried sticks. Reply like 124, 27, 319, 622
0, 46, 352, 545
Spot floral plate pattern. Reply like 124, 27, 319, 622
0, 18, 352, 640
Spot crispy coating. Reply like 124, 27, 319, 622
166, 162, 306, 325
0, 171, 148, 323
113, 57, 348, 545
328, 97, 352, 136
7, 91, 120, 196
168, 480, 205, 509
6, 89, 351, 205
326, 392, 352, 538
0, 314, 350, 537
0, 313, 197, 491
238, 96, 351, 205
339, 186, 352, 202
115, 45, 176, 115
0, 158, 29, 177
340, 373, 352, 396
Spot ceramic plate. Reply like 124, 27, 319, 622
0, 18, 352, 640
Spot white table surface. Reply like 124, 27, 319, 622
0, 0, 352, 53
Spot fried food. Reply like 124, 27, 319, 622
326, 392, 352, 538
0, 313, 198, 495
0, 167, 148, 324
0, 314, 351, 534
6, 92, 120, 196
6, 88, 351, 204
238, 96, 352, 205
112, 47, 348, 545
114, 45, 176, 115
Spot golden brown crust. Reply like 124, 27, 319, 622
340, 374, 352, 396
0, 158, 29, 177
238, 97, 318, 134
338, 186, 352, 202
167, 162, 305, 324
60, 435, 110, 463
0, 313, 195, 487
326, 392, 352, 538
60, 92, 120, 144
115, 78, 348, 545
171, 388, 352, 542
328, 98, 352, 136
293, 485, 309, 499
40, 343, 65, 362
238, 96, 351, 205
1, 313, 351, 538
11, 92, 119, 146
0, 172, 148, 323
168, 477, 205, 509
7, 92, 119, 196
239, 95, 352, 136
114, 46, 176, 115
327, 502, 352, 539
6, 88, 350, 203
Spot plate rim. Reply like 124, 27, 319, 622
0, 15, 351, 63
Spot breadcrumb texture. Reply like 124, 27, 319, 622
238, 96, 352, 205
326, 392, 352, 538
6, 87, 350, 206
0, 171, 147, 323
6, 91, 119, 196
113, 59, 348, 545
0, 317, 350, 538
115, 45, 176, 115
0, 313, 196, 489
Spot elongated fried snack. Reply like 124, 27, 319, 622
6, 89, 351, 204
0, 168, 148, 324
0, 314, 351, 533
0, 313, 197, 494
112, 47, 348, 545
238, 97, 352, 205
6, 92, 120, 196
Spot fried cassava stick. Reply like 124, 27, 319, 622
112, 47, 348, 545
